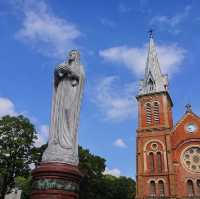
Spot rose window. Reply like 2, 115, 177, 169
182, 147, 200, 173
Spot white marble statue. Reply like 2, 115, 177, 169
42, 50, 85, 166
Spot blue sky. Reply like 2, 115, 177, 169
0, 0, 200, 178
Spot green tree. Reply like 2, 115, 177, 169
0, 115, 37, 199
101, 175, 136, 199
15, 176, 32, 199
79, 146, 106, 199
79, 146, 136, 199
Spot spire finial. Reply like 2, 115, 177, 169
185, 104, 192, 113
148, 29, 154, 38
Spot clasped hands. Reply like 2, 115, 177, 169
57, 66, 79, 87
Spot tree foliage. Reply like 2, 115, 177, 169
79, 146, 135, 199
79, 146, 106, 199
100, 175, 135, 199
15, 176, 32, 199
0, 115, 37, 199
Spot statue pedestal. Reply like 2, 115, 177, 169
31, 163, 82, 199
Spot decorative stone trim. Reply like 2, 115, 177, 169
144, 139, 166, 151
32, 179, 79, 193
156, 178, 166, 183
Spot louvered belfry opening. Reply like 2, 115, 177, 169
145, 101, 161, 127
146, 103, 152, 126
154, 101, 160, 124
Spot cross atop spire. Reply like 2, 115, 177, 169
138, 33, 168, 95
148, 29, 154, 38
185, 104, 192, 113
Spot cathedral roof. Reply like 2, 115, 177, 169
171, 105, 200, 150
172, 105, 200, 133
138, 33, 168, 96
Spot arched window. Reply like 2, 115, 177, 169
149, 152, 155, 173
149, 181, 156, 196
197, 179, 200, 194
157, 152, 162, 173
153, 102, 160, 124
187, 180, 194, 196
146, 103, 152, 126
158, 180, 165, 196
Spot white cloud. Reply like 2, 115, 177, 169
0, 97, 17, 117
99, 43, 186, 77
15, 0, 81, 59
34, 124, 49, 147
103, 167, 121, 177
93, 76, 137, 121
113, 138, 127, 148
150, 5, 191, 34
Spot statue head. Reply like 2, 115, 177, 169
68, 50, 80, 65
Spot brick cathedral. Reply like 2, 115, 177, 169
136, 34, 200, 198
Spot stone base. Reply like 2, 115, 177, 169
31, 162, 82, 199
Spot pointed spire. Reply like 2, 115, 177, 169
138, 32, 168, 95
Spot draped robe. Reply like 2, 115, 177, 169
42, 60, 85, 166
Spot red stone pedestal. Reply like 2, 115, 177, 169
31, 163, 82, 199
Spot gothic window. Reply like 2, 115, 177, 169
149, 180, 156, 196
146, 103, 152, 126
158, 180, 165, 196
149, 152, 155, 173
157, 152, 162, 173
197, 180, 200, 193
187, 180, 194, 196
153, 102, 160, 124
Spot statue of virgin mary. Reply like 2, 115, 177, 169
42, 50, 85, 166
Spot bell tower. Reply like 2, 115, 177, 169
136, 33, 175, 198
